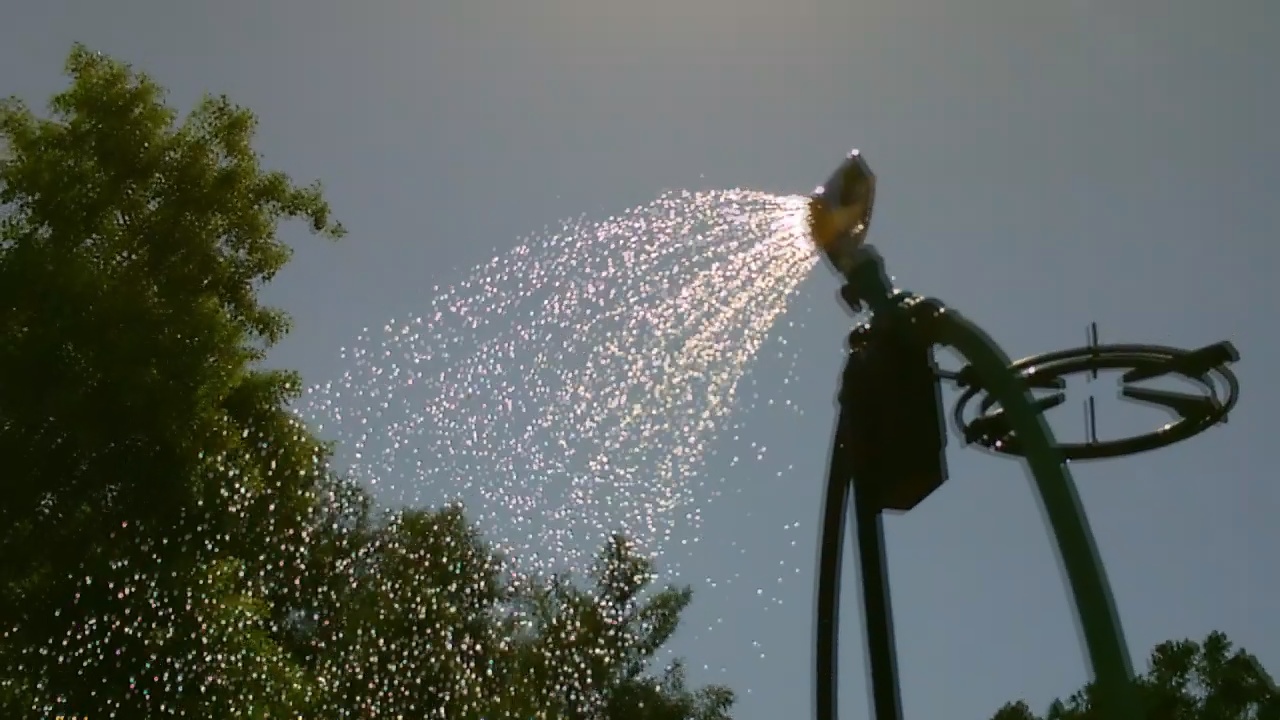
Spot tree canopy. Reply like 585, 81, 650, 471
991, 632, 1278, 720
0, 45, 733, 720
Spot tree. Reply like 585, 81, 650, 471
307, 504, 509, 719
1, 45, 736, 720
281, 504, 736, 720
489, 535, 734, 720
1, 42, 345, 719
991, 632, 1279, 720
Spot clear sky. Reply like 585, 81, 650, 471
3, 1, 1277, 719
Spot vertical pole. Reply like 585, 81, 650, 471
815, 420, 850, 720
819, 250, 909, 720
817, 398, 906, 720
815, 246, 908, 720
853, 481, 905, 720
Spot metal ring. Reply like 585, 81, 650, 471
951, 343, 1239, 460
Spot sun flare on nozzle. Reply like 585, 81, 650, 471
807, 149, 876, 278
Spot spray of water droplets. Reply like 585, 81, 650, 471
300, 189, 818, 577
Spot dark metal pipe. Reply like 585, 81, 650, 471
853, 481, 904, 720
817, 359, 905, 720
815, 409, 852, 720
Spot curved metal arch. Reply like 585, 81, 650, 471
816, 248, 1146, 720
929, 306, 1141, 720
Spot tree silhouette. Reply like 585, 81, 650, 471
991, 632, 1278, 720
1, 45, 735, 719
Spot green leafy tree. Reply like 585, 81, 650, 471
491, 535, 734, 720
0, 43, 344, 718
305, 504, 509, 719
282, 506, 737, 720
991, 632, 1279, 720
2, 44, 737, 720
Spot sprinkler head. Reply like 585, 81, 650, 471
808, 150, 876, 278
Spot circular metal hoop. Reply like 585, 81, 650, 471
953, 342, 1240, 460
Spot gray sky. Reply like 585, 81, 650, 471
3, 1, 1277, 719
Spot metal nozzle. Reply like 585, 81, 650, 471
808, 150, 877, 278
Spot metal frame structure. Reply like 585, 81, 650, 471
810, 158, 1240, 720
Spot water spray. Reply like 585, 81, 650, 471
303, 190, 818, 589
808, 151, 1240, 720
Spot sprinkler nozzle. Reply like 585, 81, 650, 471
808, 150, 877, 278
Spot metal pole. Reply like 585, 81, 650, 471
932, 309, 1140, 720
853, 482, 903, 720
815, 411, 851, 720
817, 383, 905, 720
